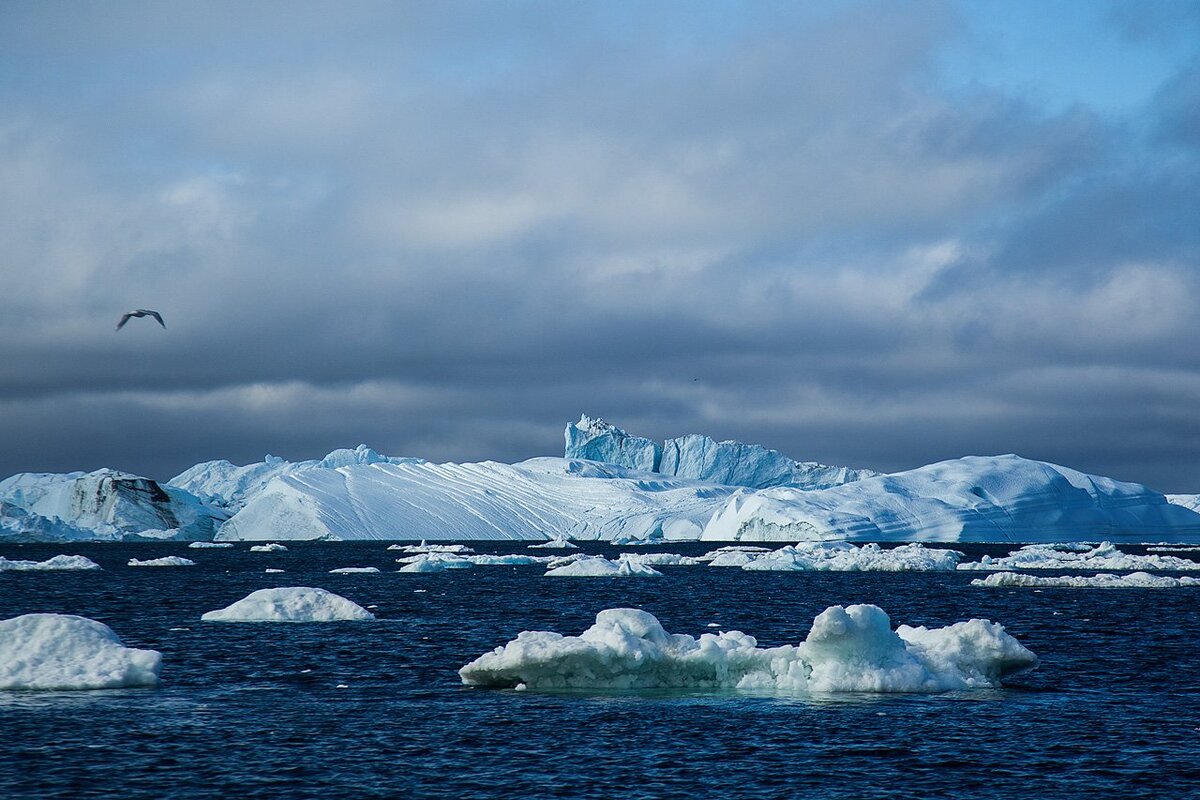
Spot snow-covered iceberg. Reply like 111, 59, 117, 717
459, 605, 1036, 692
702, 455, 1200, 543
169, 444, 426, 513
958, 542, 1200, 572
249, 543, 288, 553
0, 469, 227, 542
201, 587, 374, 622
972, 571, 1200, 588
0, 554, 102, 571
127, 556, 195, 567
0, 613, 161, 690
528, 537, 578, 550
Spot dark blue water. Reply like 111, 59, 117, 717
1, 541, 1198, 799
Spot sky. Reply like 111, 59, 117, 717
1, 0, 1199, 491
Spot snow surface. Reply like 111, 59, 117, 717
972, 571, 1200, 588
736, 542, 963, 572
0, 555, 101, 571
543, 556, 663, 577
0, 613, 161, 690
459, 605, 1036, 692
957, 542, 1200, 572
127, 556, 196, 567
168, 444, 426, 513
0, 470, 226, 542
201, 587, 374, 622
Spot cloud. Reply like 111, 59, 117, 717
0, 1, 1197, 491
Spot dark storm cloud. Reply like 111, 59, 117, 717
0, 1, 1197, 490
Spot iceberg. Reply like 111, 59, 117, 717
0, 469, 227, 542
329, 566, 381, 573
127, 556, 196, 567
564, 415, 662, 473
249, 543, 288, 552
1167, 494, 1200, 513
972, 571, 1200, 588
543, 556, 663, 577
565, 415, 875, 490
0, 613, 161, 690
188, 541, 234, 548
459, 605, 1036, 692
467, 554, 550, 566
0, 554, 102, 571
397, 553, 475, 572
737, 542, 963, 572
620, 552, 700, 566
388, 542, 475, 554
958, 542, 1200, 572
201, 587, 374, 622
168, 444, 426, 513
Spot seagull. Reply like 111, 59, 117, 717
116, 309, 166, 331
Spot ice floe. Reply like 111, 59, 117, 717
127, 556, 196, 567
397, 553, 475, 572
188, 541, 234, 548
972, 571, 1200, 588
0, 555, 102, 571
201, 587, 374, 622
459, 605, 1036, 692
736, 542, 962, 572
329, 567, 381, 574
0, 613, 161, 690
528, 537, 579, 550
957, 542, 1200, 572
249, 543, 288, 552
388, 541, 476, 554
543, 556, 663, 577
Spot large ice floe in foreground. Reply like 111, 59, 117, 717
0, 469, 227, 542
459, 605, 1037, 692
0, 614, 161, 690
200, 587, 374, 622
957, 542, 1200, 571
972, 571, 1200, 588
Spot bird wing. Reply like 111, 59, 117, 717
116, 312, 133, 331
147, 310, 165, 328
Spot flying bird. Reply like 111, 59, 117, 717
115, 309, 166, 331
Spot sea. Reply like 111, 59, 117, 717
1, 540, 1198, 799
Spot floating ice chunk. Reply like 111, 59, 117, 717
250, 543, 288, 553
265, 568, 285, 573
697, 546, 771, 563
543, 556, 663, 577
1146, 545, 1200, 552
0, 613, 161, 690
329, 567, 381, 574
706, 551, 763, 567
128, 556, 196, 567
188, 541, 234, 549
972, 571, 1200, 588
528, 537, 579, 550
398, 554, 475, 573
201, 587, 374, 622
466, 554, 551, 566
620, 552, 700, 566
388, 541, 475, 554
459, 604, 1036, 692
740, 542, 962, 572
0, 555, 102, 571
958, 542, 1200, 572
